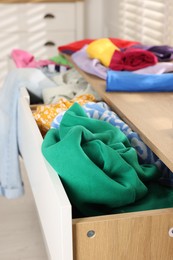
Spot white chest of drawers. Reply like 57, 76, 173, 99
0, 0, 84, 86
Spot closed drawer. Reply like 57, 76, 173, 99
23, 31, 76, 58
22, 3, 76, 32
0, 31, 75, 59
0, 3, 75, 32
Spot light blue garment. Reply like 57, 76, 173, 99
0, 68, 57, 198
106, 70, 173, 92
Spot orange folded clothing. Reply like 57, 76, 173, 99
33, 94, 96, 136
109, 48, 158, 71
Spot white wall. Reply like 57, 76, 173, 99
84, 0, 104, 38
100, 0, 172, 45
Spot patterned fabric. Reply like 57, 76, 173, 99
43, 68, 101, 104
33, 94, 96, 136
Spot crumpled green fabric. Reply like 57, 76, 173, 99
41, 103, 170, 217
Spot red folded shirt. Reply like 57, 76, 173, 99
110, 38, 140, 48
58, 38, 140, 54
109, 48, 158, 71
58, 39, 94, 54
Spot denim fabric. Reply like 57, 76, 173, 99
0, 68, 57, 198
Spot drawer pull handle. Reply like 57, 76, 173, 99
44, 41, 55, 47
168, 228, 173, 237
87, 230, 95, 238
44, 13, 55, 19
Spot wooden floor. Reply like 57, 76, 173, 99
0, 161, 48, 260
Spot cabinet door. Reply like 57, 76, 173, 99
73, 209, 173, 260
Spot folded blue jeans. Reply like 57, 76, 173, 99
0, 68, 57, 198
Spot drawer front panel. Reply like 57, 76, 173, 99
0, 31, 75, 59
18, 88, 73, 260
22, 3, 76, 32
73, 209, 173, 260
0, 3, 76, 32
23, 31, 76, 58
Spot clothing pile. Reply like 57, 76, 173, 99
41, 37, 173, 217
58, 38, 173, 92
1, 37, 173, 219
42, 102, 173, 217
36, 38, 173, 217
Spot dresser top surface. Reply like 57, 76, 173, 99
65, 54, 173, 172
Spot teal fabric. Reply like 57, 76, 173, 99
113, 182, 173, 214
42, 103, 173, 217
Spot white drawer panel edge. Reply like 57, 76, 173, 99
18, 88, 73, 260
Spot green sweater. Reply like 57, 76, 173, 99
42, 103, 173, 217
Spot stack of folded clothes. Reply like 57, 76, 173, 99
58, 37, 173, 92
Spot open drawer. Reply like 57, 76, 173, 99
18, 87, 173, 260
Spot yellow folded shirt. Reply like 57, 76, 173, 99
86, 38, 119, 67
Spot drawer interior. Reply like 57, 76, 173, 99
19, 87, 173, 260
